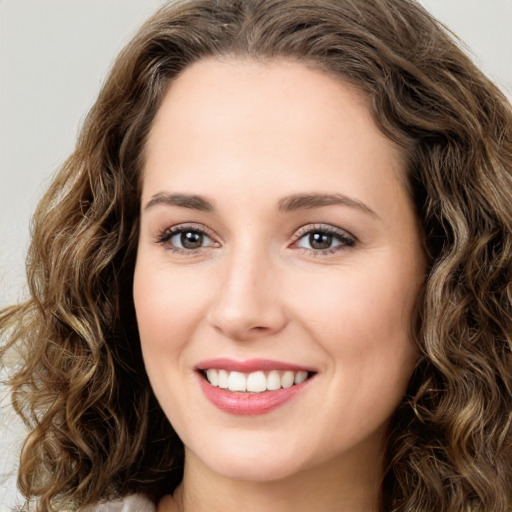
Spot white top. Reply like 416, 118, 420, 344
80, 494, 156, 512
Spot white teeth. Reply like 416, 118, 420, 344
228, 371, 247, 392
206, 369, 218, 386
204, 368, 310, 393
267, 370, 281, 390
218, 369, 229, 389
281, 371, 295, 389
295, 371, 308, 384
246, 371, 267, 393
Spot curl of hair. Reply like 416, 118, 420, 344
1, 0, 511, 510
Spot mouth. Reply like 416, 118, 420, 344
195, 359, 316, 415
199, 368, 313, 394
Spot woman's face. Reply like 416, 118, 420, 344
134, 58, 426, 483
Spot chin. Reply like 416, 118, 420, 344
188, 435, 311, 482
206, 455, 304, 482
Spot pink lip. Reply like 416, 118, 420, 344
197, 376, 312, 416
195, 358, 316, 416
196, 358, 314, 373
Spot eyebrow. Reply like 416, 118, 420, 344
144, 191, 378, 218
144, 192, 215, 212
278, 193, 379, 218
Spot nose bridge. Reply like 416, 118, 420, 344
207, 236, 287, 340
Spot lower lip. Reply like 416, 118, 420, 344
198, 374, 312, 416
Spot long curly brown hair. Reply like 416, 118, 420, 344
1, 0, 511, 510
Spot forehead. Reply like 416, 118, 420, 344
142, 58, 409, 217
148, 58, 374, 149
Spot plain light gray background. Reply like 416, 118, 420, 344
0, 0, 511, 509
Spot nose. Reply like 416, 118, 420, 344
206, 247, 288, 341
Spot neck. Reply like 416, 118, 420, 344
167, 447, 383, 512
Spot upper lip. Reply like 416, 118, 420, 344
196, 358, 316, 373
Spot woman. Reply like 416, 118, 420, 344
1, 0, 511, 511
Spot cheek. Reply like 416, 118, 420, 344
133, 260, 208, 366
133, 261, 209, 424
288, 258, 420, 379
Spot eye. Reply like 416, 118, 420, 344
293, 225, 355, 254
156, 225, 218, 252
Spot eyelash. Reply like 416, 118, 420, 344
155, 224, 218, 254
291, 224, 356, 255
155, 223, 356, 255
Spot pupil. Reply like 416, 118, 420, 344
310, 232, 332, 250
181, 231, 203, 249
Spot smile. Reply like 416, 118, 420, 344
196, 359, 316, 415
203, 369, 310, 393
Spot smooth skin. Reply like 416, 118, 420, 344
133, 58, 426, 512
